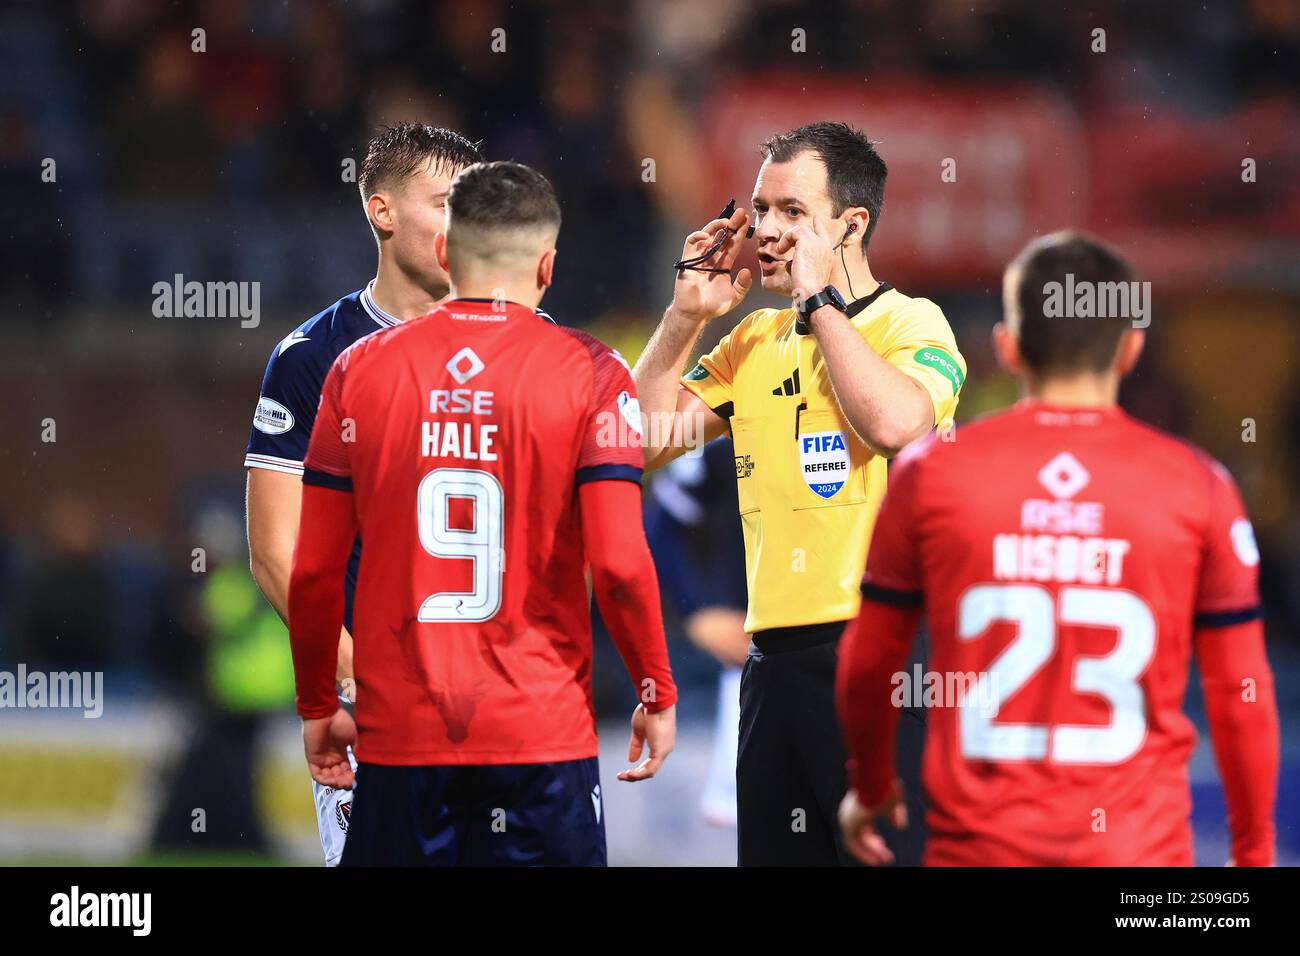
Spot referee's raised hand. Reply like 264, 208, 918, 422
670, 207, 753, 324
774, 216, 837, 306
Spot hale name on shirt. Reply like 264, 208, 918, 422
422, 388, 498, 461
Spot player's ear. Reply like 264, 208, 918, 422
367, 193, 394, 237
434, 232, 450, 275
991, 321, 1023, 376
1116, 328, 1145, 377
538, 247, 557, 291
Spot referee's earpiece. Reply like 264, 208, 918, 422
835, 220, 861, 300
833, 220, 858, 252
837, 219, 857, 251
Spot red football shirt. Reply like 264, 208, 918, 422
858, 401, 1263, 866
301, 299, 664, 765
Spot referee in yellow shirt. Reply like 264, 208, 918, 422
634, 122, 966, 865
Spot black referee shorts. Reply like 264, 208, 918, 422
736, 620, 927, 867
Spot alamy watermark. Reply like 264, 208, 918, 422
152, 273, 260, 328
1042, 273, 1151, 328
50, 886, 150, 936
0, 664, 103, 718
595, 406, 711, 457
892, 664, 1000, 717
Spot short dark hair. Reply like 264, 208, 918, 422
358, 124, 483, 200
447, 161, 561, 235
1007, 232, 1138, 376
759, 122, 887, 251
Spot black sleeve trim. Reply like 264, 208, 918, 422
860, 581, 923, 609
303, 467, 354, 492
712, 401, 735, 420
1193, 606, 1263, 629
576, 464, 644, 486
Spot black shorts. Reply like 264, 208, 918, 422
736, 620, 927, 866
340, 757, 606, 867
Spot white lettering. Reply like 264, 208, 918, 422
992, 534, 1130, 585
429, 389, 495, 415
422, 422, 499, 462
50, 885, 151, 936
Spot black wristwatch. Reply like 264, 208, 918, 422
796, 285, 847, 334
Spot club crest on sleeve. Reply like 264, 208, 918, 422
618, 390, 643, 436
1230, 517, 1260, 567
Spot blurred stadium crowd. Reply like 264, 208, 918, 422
0, 0, 1297, 863
5, 0, 1300, 313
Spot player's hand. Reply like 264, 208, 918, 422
838, 781, 907, 866
685, 607, 750, 668
775, 219, 836, 306
339, 676, 356, 703
669, 208, 752, 324
617, 702, 676, 782
303, 708, 357, 789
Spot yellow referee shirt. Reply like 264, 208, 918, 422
681, 283, 966, 633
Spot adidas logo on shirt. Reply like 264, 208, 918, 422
772, 368, 801, 396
